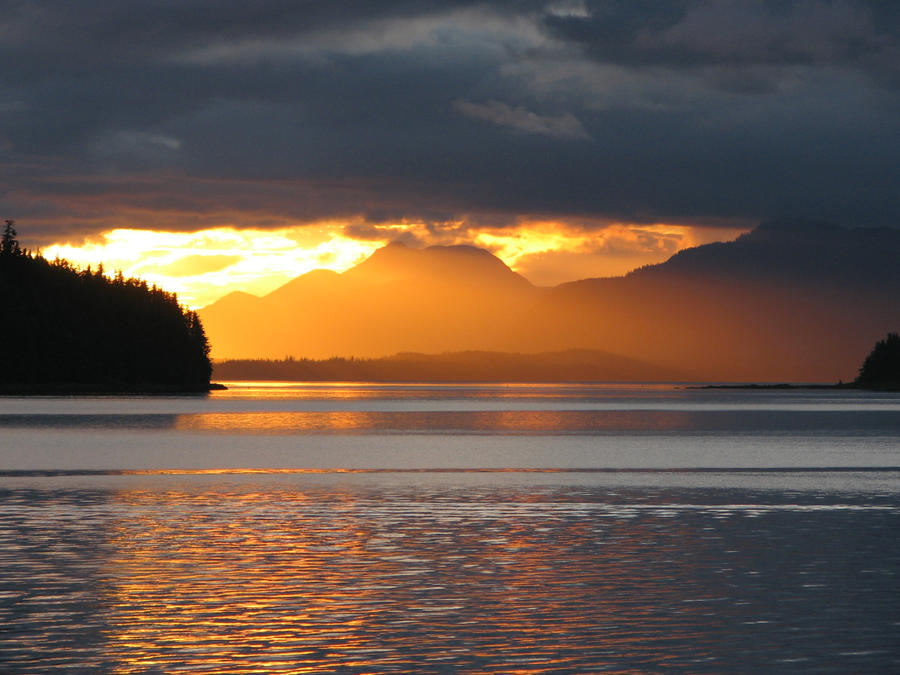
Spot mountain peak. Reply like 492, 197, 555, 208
346, 242, 531, 289
198, 218, 899, 382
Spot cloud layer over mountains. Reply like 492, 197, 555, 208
2, 1, 899, 244
200, 220, 900, 381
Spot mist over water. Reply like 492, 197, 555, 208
2, 383, 899, 672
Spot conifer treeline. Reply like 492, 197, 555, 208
1, 221, 212, 392
856, 333, 900, 389
212, 350, 682, 383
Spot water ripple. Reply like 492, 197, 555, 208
2, 479, 899, 673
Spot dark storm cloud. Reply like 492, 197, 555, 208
1, 0, 899, 243
542, 0, 900, 69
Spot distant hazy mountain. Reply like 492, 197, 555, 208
200, 242, 541, 361
200, 220, 900, 382
521, 219, 900, 381
213, 349, 687, 383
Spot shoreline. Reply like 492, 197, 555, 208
0, 382, 227, 395
692, 382, 899, 392
2, 380, 896, 394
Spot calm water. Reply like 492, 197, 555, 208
1, 383, 899, 673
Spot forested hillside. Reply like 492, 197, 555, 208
856, 333, 900, 389
213, 349, 685, 383
0, 221, 212, 393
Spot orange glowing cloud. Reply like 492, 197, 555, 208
42, 226, 382, 308
472, 222, 747, 285
40, 220, 747, 308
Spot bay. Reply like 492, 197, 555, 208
1, 383, 899, 673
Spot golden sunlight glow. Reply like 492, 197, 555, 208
474, 222, 746, 285
43, 226, 382, 309
41, 221, 747, 308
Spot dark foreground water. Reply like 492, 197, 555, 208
1, 383, 899, 673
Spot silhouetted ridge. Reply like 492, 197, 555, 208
200, 220, 900, 382
0, 225, 212, 393
629, 218, 900, 287
200, 242, 537, 362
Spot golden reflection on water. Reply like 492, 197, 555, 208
214, 382, 681, 402
95, 483, 722, 673
4, 477, 900, 673
174, 409, 701, 434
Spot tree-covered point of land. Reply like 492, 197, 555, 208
856, 333, 900, 389
1, 220, 212, 393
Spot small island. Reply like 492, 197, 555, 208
855, 332, 900, 390
0, 220, 215, 394
695, 332, 900, 392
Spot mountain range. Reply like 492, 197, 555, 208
199, 219, 900, 382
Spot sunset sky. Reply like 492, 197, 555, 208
3, 1, 899, 307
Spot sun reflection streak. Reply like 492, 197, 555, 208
94, 482, 728, 673
5, 471, 898, 672
172, 409, 703, 435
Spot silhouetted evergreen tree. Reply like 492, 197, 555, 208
0, 224, 212, 392
1, 219, 20, 256
856, 333, 900, 388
